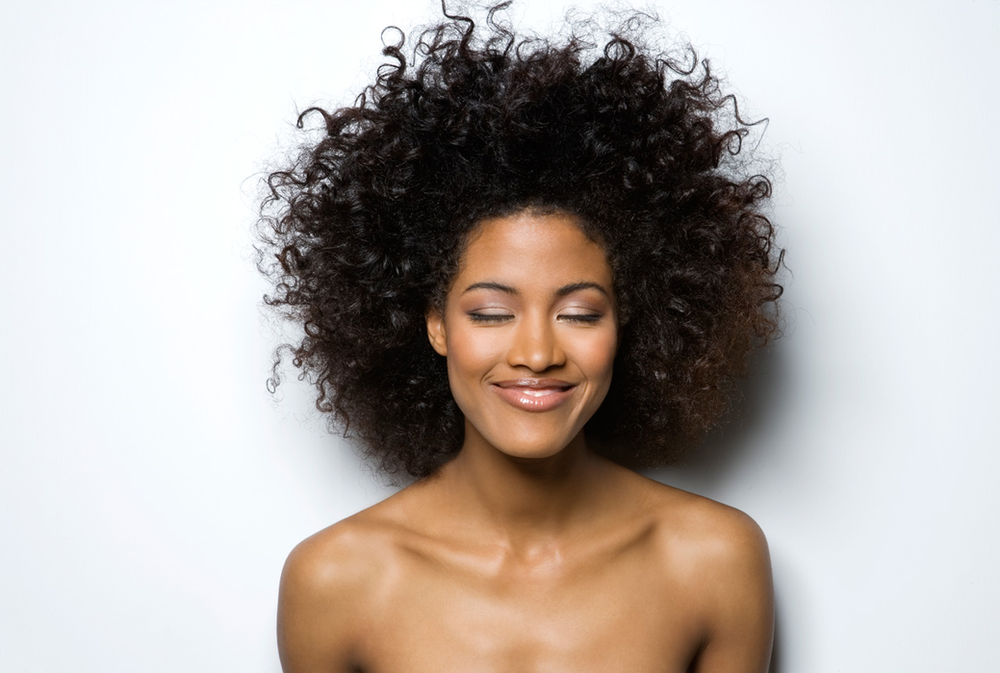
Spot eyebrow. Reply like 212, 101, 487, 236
461, 281, 610, 297
555, 281, 610, 298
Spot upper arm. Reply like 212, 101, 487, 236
276, 532, 371, 673
689, 510, 774, 673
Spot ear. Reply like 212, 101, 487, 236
426, 309, 448, 357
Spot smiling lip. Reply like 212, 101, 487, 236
490, 378, 576, 413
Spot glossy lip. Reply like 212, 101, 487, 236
490, 378, 577, 413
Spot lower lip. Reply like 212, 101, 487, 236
491, 385, 575, 412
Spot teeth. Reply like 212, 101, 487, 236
520, 388, 559, 397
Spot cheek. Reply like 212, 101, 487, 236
443, 329, 503, 424
444, 324, 502, 387
580, 332, 617, 417
571, 329, 618, 379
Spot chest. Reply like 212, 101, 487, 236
355, 551, 704, 673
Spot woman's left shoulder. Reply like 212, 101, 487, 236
627, 473, 771, 582
635, 475, 775, 667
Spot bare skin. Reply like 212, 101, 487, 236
277, 211, 774, 672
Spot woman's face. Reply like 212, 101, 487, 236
426, 209, 618, 460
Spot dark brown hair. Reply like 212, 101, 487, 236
257, 3, 783, 478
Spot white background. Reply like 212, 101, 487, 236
2, 1, 998, 671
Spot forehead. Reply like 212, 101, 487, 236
454, 210, 612, 288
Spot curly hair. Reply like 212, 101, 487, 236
257, 2, 783, 479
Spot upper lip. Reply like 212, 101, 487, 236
492, 378, 575, 390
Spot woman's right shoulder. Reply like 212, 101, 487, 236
276, 504, 409, 671
282, 515, 385, 590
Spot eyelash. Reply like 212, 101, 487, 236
560, 314, 602, 324
468, 313, 512, 323
466, 313, 603, 323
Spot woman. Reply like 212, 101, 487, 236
259, 3, 782, 671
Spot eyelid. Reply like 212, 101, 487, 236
557, 312, 603, 323
467, 311, 514, 323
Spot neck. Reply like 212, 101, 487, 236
439, 425, 607, 551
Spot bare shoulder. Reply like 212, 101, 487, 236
280, 511, 393, 610
629, 474, 774, 672
277, 492, 418, 672
622, 472, 770, 575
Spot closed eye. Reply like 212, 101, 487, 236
467, 312, 514, 323
558, 313, 603, 324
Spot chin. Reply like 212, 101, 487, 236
480, 424, 583, 461
498, 443, 568, 461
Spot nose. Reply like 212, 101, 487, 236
506, 312, 566, 372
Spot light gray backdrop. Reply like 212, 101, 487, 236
2, 0, 998, 670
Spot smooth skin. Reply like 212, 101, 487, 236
277, 211, 774, 673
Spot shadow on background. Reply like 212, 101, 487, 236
653, 340, 792, 673
769, 605, 783, 673
648, 337, 792, 490
701, 343, 790, 673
